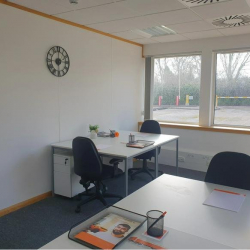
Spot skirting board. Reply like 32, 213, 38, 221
0, 191, 52, 217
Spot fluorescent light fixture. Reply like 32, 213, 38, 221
132, 25, 176, 38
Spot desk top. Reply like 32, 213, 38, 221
115, 174, 250, 249
41, 174, 250, 249
51, 131, 179, 159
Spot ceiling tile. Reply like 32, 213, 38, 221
52, 0, 114, 13
179, 0, 230, 8
111, 31, 144, 40
117, 0, 186, 16
8, 0, 70, 15
219, 25, 250, 36
152, 34, 188, 43
168, 20, 215, 34
150, 9, 201, 26
130, 38, 159, 44
54, 2, 139, 25
87, 16, 160, 33
191, 0, 250, 19
183, 30, 223, 39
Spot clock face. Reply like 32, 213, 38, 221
46, 46, 70, 77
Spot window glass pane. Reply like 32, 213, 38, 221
153, 55, 201, 124
214, 52, 250, 127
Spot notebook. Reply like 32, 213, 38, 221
126, 140, 155, 149
203, 189, 246, 212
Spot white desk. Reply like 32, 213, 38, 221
51, 131, 179, 197
42, 174, 250, 249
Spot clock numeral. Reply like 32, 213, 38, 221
48, 63, 53, 69
52, 69, 56, 74
52, 47, 57, 53
58, 71, 61, 77
57, 46, 60, 53
47, 59, 52, 63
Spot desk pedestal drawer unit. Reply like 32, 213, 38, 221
54, 154, 83, 198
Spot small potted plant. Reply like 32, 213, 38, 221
89, 124, 99, 139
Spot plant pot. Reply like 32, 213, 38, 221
90, 130, 97, 139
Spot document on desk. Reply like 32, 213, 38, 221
203, 189, 246, 212
96, 144, 111, 150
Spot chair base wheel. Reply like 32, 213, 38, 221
75, 207, 81, 213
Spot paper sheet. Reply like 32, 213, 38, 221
96, 144, 111, 150
203, 189, 246, 212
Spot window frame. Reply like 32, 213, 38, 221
211, 49, 250, 129
151, 53, 202, 125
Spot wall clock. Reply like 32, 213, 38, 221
46, 46, 70, 77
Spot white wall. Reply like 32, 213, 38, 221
144, 34, 250, 171
0, 4, 144, 210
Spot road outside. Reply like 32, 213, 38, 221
153, 106, 250, 127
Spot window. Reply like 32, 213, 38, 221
214, 51, 250, 127
153, 55, 201, 124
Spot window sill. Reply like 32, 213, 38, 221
138, 122, 250, 135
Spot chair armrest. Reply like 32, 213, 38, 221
109, 158, 123, 165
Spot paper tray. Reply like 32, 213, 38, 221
68, 206, 146, 249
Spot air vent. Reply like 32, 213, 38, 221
132, 26, 176, 38
212, 14, 250, 28
180, 0, 228, 7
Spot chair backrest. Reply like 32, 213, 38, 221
72, 137, 102, 180
205, 151, 250, 190
140, 120, 161, 134
137, 120, 161, 160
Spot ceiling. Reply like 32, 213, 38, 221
7, 0, 250, 44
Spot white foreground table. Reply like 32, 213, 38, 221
42, 174, 250, 249
51, 131, 179, 196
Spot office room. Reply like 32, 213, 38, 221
1, 0, 250, 249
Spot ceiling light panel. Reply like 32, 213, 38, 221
179, 0, 230, 7
132, 26, 176, 38
211, 14, 250, 28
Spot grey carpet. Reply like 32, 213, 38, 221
0, 164, 205, 249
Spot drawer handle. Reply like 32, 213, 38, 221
65, 158, 68, 165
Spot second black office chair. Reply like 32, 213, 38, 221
128, 120, 162, 180
73, 137, 123, 213
205, 151, 250, 190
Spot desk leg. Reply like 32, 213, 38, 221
124, 158, 132, 197
155, 147, 159, 178
176, 139, 179, 176
52, 147, 55, 196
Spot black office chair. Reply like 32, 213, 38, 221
205, 151, 250, 190
73, 137, 123, 213
109, 158, 123, 177
128, 120, 162, 180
